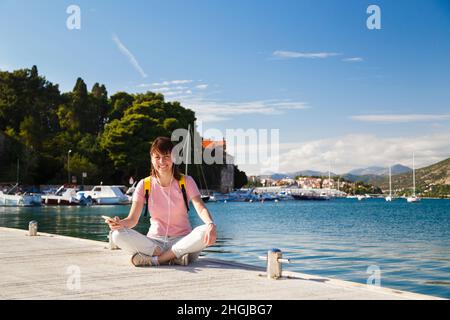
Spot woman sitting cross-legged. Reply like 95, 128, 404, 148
108, 136, 217, 267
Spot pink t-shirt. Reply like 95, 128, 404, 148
132, 175, 201, 237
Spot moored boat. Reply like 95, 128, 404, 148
77, 185, 129, 205
0, 184, 41, 207
292, 193, 329, 201
41, 185, 90, 206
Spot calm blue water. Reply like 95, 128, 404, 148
1, 198, 450, 299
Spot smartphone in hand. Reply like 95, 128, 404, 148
101, 215, 116, 224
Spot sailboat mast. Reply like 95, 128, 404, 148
412, 153, 416, 197
16, 159, 19, 184
185, 124, 191, 175
389, 165, 392, 197
328, 162, 331, 196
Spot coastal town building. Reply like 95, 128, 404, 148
296, 177, 322, 189
203, 138, 234, 193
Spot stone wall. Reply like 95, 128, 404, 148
220, 153, 235, 193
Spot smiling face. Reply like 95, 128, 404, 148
151, 151, 173, 176
150, 136, 180, 179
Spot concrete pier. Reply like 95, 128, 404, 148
0, 227, 443, 300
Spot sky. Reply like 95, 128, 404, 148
1, 0, 450, 175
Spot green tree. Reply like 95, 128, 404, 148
63, 153, 100, 185
109, 92, 134, 121
91, 83, 110, 132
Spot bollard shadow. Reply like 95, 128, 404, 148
256, 273, 329, 283
131, 257, 266, 274
282, 275, 329, 283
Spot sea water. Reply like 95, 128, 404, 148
1, 198, 449, 298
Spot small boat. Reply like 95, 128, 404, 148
0, 191, 39, 207
209, 192, 236, 202
0, 160, 41, 207
77, 185, 129, 205
407, 153, 421, 203
123, 181, 137, 203
277, 190, 294, 201
258, 193, 280, 202
42, 185, 91, 206
385, 166, 394, 202
292, 192, 329, 201
407, 196, 420, 203
0, 183, 41, 207
201, 195, 210, 202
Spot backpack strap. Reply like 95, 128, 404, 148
142, 175, 189, 215
179, 174, 190, 212
143, 176, 151, 217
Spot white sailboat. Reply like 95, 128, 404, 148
327, 163, 332, 200
385, 166, 393, 202
407, 153, 420, 203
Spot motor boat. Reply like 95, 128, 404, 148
41, 185, 91, 206
77, 185, 129, 205
0, 184, 41, 207
0, 191, 40, 207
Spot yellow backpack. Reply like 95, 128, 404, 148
142, 174, 189, 216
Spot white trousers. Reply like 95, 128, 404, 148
112, 224, 209, 261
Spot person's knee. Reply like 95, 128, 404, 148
195, 224, 208, 234
111, 229, 124, 245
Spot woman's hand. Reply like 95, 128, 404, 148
107, 216, 123, 231
203, 223, 217, 246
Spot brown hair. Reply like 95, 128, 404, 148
150, 137, 182, 180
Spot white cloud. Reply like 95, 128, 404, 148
273, 50, 340, 59
235, 132, 450, 175
137, 83, 152, 88
151, 86, 188, 92
150, 80, 193, 86
164, 90, 185, 96
258, 133, 450, 175
343, 57, 364, 62
112, 34, 147, 78
195, 84, 209, 90
351, 114, 450, 123
174, 97, 310, 123
273, 102, 310, 110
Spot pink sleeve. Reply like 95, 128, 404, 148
132, 179, 145, 204
185, 175, 201, 202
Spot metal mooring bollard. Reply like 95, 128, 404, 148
259, 248, 291, 280
267, 248, 283, 279
108, 230, 119, 250
28, 221, 38, 236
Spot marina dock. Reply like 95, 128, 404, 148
0, 227, 443, 300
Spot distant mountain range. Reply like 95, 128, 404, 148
263, 158, 450, 196
348, 164, 411, 176
371, 158, 450, 192
267, 164, 411, 181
